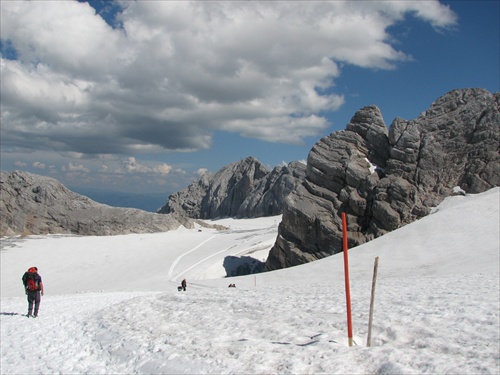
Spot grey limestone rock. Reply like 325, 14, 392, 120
158, 173, 213, 219
0, 171, 186, 237
236, 161, 306, 218
159, 157, 306, 219
200, 157, 269, 218
265, 88, 499, 271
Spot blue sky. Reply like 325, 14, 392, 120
1, 0, 498, 199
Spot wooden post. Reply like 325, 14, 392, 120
342, 212, 353, 347
366, 256, 379, 347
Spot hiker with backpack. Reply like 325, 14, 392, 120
22, 267, 44, 318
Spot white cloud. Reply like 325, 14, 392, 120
153, 163, 173, 175
0, 1, 124, 78
0, 0, 457, 157
62, 163, 91, 173
122, 157, 172, 175
197, 168, 209, 176
32, 161, 46, 169
14, 161, 27, 168
383, 0, 457, 28
123, 157, 142, 173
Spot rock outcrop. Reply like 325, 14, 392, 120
266, 88, 500, 270
0, 171, 187, 237
158, 157, 306, 219
236, 161, 306, 218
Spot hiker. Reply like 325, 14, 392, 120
181, 278, 187, 291
22, 267, 44, 318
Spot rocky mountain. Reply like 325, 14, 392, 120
265, 88, 499, 270
0, 171, 188, 237
236, 161, 306, 218
2, 88, 497, 272
158, 157, 306, 219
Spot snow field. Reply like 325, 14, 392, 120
1, 188, 499, 374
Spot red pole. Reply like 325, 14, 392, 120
342, 212, 354, 346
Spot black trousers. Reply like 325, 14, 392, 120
27, 291, 41, 316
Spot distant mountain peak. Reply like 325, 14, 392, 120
158, 158, 306, 219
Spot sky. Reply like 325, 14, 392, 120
1, 188, 498, 373
1, 0, 499, 198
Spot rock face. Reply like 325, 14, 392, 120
159, 157, 306, 219
0, 171, 186, 237
266, 88, 500, 271
236, 161, 306, 218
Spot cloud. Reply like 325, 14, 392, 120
62, 163, 91, 173
154, 163, 173, 176
122, 157, 172, 175
32, 161, 46, 169
0, 0, 457, 158
197, 168, 209, 176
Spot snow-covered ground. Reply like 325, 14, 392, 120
1, 188, 499, 374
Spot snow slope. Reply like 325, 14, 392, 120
1, 188, 499, 374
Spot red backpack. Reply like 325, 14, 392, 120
24, 268, 39, 292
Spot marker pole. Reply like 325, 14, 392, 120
366, 256, 379, 347
342, 212, 353, 347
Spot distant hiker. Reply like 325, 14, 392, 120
181, 279, 187, 291
22, 267, 44, 318
228, 283, 236, 288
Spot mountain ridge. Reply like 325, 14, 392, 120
155, 88, 499, 271
2, 88, 498, 269
0, 170, 187, 236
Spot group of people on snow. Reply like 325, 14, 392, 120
177, 278, 187, 291
20, 269, 246, 318
20, 268, 192, 318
